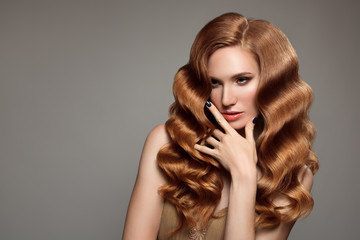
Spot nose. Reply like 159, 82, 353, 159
222, 85, 237, 107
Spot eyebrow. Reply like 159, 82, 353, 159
210, 72, 254, 81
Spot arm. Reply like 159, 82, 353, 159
122, 124, 169, 240
219, 119, 258, 240
195, 102, 258, 239
226, 147, 315, 240
195, 102, 314, 240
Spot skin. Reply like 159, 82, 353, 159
122, 46, 314, 239
198, 46, 260, 239
208, 46, 260, 133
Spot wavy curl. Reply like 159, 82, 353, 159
157, 12, 319, 233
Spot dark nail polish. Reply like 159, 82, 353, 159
206, 101, 211, 107
252, 117, 258, 124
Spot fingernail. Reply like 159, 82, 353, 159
206, 101, 211, 107
252, 117, 258, 124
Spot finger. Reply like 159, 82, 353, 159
212, 129, 224, 140
205, 136, 220, 148
206, 101, 233, 133
194, 144, 217, 157
245, 116, 257, 143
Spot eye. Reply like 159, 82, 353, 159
236, 77, 251, 85
211, 78, 219, 88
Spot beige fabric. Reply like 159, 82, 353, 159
157, 201, 227, 240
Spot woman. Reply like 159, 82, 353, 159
123, 12, 319, 240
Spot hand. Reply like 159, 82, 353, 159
194, 101, 258, 180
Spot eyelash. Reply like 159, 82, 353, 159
211, 78, 219, 87
211, 77, 251, 88
236, 77, 251, 84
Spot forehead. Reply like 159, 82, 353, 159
207, 46, 259, 78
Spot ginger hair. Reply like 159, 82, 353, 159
156, 12, 319, 232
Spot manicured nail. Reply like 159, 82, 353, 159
252, 117, 258, 124
206, 101, 211, 107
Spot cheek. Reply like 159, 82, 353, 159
209, 90, 221, 105
248, 89, 257, 104
241, 85, 258, 108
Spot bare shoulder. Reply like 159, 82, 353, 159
139, 124, 170, 167
122, 124, 170, 239
145, 124, 170, 149
256, 166, 315, 240
271, 165, 314, 211
298, 165, 314, 192
137, 124, 170, 181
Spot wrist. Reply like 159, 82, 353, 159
229, 166, 257, 191
230, 165, 257, 182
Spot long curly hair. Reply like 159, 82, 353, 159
157, 12, 319, 232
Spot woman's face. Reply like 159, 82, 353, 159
208, 46, 260, 130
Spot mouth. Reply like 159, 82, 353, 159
221, 111, 243, 121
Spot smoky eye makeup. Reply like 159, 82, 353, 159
236, 76, 252, 84
210, 72, 255, 87
210, 78, 219, 87
233, 72, 254, 84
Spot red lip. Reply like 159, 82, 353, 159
222, 111, 243, 121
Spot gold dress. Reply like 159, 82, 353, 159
157, 201, 227, 240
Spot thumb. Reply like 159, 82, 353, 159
245, 117, 257, 142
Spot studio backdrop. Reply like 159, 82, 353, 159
1, 0, 359, 239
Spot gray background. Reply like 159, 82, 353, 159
1, 0, 359, 239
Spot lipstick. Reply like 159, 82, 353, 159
222, 111, 243, 121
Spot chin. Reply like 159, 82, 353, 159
228, 121, 246, 130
